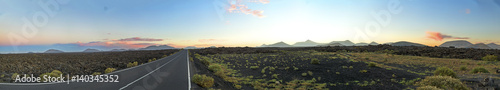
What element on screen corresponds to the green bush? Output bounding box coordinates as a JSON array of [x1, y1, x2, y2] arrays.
[[482, 55, 498, 61], [234, 84, 242, 89], [272, 74, 279, 78], [368, 62, 377, 67], [416, 86, 443, 90], [415, 76, 468, 90], [51, 70, 62, 75], [127, 61, 138, 68], [302, 73, 307, 77], [92, 72, 102, 75], [433, 67, 457, 78], [192, 74, 214, 88], [470, 67, 489, 73], [311, 58, 320, 64], [308, 71, 313, 76], [208, 64, 222, 72], [200, 58, 211, 65], [250, 66, 259, 70], [359, 70, 368, 73], [459, 66, 467, 71], [105, 68, 116, 73], [11, 73, 19, 80]]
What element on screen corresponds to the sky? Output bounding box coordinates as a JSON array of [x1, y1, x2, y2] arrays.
[[0, 0, 499, 53]]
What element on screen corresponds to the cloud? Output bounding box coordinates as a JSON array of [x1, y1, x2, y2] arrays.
[[75, 41, 157, 48], [465, 9, 471, 14], [74, 37, 165, 48], [114, 37, 163, 41], [226, 0, 267, 18], [426, 31, 469, 41], [259, 0, 270, 4], [198, 39, 226, 42]]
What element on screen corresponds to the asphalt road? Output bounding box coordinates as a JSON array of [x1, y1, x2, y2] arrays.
[[0, 50, 193, 90]]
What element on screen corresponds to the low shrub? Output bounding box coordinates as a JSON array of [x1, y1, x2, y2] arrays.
[[416, 86, 443, 90], [433, 67, 457, 78], [311, 58, 320, 64], [192, 74, 214, 88], [92, 72, 102, 75], [11, 73, 19, 80], [272, 74, 279, 78], [250, 66, 259, 70], [200, 58, 211, 65], [470, 67, 489, 73], [208, 64, 222, 72], [234, 84, 242, 89], [368, 62, 377, 67], [415, 76, 468, 90], [459, 66, 467, 71], [359, 70, 368, 73], [105, 68, 116, 73], [308, 71, 313, 76], [127, 61, 138, 68], [482, 55, 498, 61]]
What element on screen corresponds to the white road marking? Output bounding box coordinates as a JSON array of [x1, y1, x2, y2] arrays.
[[187, 50, 191, 90]]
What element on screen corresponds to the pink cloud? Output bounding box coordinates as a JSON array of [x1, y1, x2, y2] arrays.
[[114, 37, 163, 42], [259, 0, 270, 4], [465, 9, 471, 14], [76, 41, 157, 48], [75, 37, 165, 48], [226, 0, 267, 18], [426, 31, 469, 41]]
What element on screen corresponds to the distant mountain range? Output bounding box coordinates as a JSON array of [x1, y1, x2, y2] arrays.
[[44, 49, 64, 53], [83, 48, 100, 52], [292, 40, 323, 46], [439, 40, 500, 49], [260, 40, 500, 49], [390, 41, 427, 47], [262, 41, 293, 47], [138, 45, 176, 50], [262, 40, 385, 47], [439, 40, 473, 48]]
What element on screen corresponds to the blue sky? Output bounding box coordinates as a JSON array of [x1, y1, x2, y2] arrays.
[[0, 0, 499, 53]]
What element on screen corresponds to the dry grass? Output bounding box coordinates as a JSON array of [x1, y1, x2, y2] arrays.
[[348, 52, 500, 75]]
